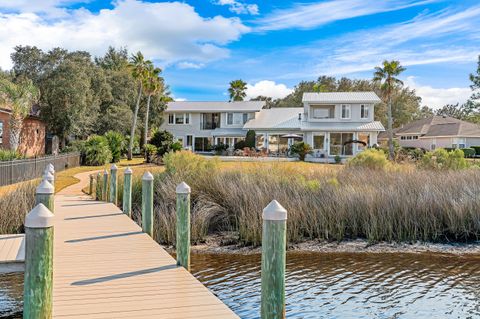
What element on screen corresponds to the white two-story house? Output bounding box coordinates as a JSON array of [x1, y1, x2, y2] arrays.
[[161, 92, 385, 158]]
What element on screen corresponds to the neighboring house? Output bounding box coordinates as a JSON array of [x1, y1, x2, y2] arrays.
[[160, 92, 385, 158], [0, 105, 46, 156], [380, 115, 480, 150]]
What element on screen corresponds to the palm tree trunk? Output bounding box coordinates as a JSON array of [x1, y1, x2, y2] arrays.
[[128, 82, 142, 160], [143, 94, 151, 150], [9, 116, 22, 152], [387, 92, 394, 160]]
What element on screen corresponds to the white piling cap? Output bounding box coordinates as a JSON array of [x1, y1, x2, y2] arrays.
[[103, 169, 108, 175], [48, 163, 55, 173], [263, 200, 288, 221], [25, 203, 54, 228], [43, 171, 54, 180], [142, 171, 154, 181], [176, 182, 191, 194], [124, 167, 133, 175], [36, 179, 54, 194], [111, 164, 118, 171]]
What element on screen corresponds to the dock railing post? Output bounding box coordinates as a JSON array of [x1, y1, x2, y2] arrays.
[[109, 164, 118, 205], [123, 167, 133, 217], [89, 174, 94, 195], [261, 200, 287, 319], [43, 169, 54, 187], [142, 171, 154, 237], [102, 169, 109, 202], [176, 182, 191, 270], [96, 172, 102, 201], [23, 203, 54, 319], [35, 179, 55, 214]]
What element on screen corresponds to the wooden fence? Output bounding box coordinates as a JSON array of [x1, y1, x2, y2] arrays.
[[0, 152, 80, 187]]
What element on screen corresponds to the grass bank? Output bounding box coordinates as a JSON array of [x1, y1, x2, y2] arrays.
[[124, 151, 480, 247]]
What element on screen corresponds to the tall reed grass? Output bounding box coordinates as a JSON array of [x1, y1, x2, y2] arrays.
[[121, 151, 480, 246], [0, 181, 36, 234]]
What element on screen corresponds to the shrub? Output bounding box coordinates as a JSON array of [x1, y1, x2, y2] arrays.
[[212, 143, 228, 155], [234, 140, 246, 150], [84, 135, 112, 166], [104, 131, 124, 163], [170, 142, 183, 152], [461, 148, 475, 158], [471, 146, 480, 156], [150, 130, 175, 156], [289, 142, 312, 161], [163, 150, 219, 179], [245, 130, 256, 148], [348, 149, 388, 170], [144, 144, 157, 163], [0, 149, 22, 161], [420, 148, 468, 170], [334, 155, 342, 164]]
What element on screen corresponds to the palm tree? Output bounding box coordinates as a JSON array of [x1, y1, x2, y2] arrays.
[[228, 79, 247, 101], [373, 60, 406, 160], [127, 52, 149, 160], [142, 62, 163, 149], [0, 78, 38, 151]]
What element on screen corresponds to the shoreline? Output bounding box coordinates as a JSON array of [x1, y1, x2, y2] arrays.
[[162, 233, 480, 256]]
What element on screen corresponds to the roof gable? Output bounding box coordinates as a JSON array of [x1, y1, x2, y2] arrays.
[[302, 92, 381, 104]]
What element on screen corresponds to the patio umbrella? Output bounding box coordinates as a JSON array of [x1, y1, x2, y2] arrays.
[[281, 134, 303, 139]]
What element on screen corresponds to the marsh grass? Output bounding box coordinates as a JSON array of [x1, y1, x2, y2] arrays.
[[0, 180, 36, 234], [124, 152, 480, 246]]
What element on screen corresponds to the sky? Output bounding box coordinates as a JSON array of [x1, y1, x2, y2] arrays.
[[0, 0, 479, 108]]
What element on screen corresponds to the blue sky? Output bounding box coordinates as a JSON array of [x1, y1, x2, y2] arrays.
[[0, 0, 479, 107]]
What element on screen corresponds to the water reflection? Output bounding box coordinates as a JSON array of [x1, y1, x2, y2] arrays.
[[0, 273, 22, 319], [191, 252, 480, 319]]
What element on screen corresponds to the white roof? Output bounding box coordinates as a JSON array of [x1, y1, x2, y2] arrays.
[[302, 92, 381, 103], [166, 101, 265, 112], [301, 121, 385, 131], [243, 108, 302, 130]]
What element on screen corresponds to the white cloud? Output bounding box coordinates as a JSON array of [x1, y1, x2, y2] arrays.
[[177, 61, 205, 69], [213, 0, 259, 15], [405, 76, 471, 108], [246, 80, 292, 99], [255, 0, 435, 31], [0, 0, 249, 69]]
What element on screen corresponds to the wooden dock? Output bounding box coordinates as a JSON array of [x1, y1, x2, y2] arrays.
[[49, 171, 239, 318]]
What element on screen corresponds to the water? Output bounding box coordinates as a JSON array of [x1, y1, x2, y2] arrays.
[[2, 252, 480, 318]]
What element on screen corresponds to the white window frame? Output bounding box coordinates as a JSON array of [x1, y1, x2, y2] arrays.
[[341, 104, 351, 119], [360, 104, 369, 119], [169, 113, 190, 125], [243, 113, 248, 124], [168, 114, 174, 124], [452, 137, 466, 149], [312, 133, 325, 150], [227, 113, 234, 125]]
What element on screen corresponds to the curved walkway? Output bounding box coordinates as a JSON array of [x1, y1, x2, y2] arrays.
[[53, 170, 239, 318]]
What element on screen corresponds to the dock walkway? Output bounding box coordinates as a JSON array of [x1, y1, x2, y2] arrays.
[[52, 171, 239, 318]]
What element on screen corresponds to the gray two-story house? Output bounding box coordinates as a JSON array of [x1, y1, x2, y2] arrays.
[[161, 92, 385, 158]]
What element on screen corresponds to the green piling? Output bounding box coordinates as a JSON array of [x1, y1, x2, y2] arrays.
[[102, 169, 109, 202], [109, 164, 118, 205], [23, 203, 54, 319], [89, 174, 94, 195], [123, 167, 133, 217], [95, 172, 102, 201], [176, 182, 191, 270], [261, 200, 287, 319], [142, 171, 154, 237], [35, 179, 54, 214]]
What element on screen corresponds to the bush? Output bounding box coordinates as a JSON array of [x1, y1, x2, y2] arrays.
[[471, 146, 480, 156], [289, 142, 313, 161], [461, 148, 475, 158], [171, 142, 183, 152], [150, 130, 175, 156], [163, 150, 219, 179], [245, 130, 256, 148], [144, 144, 157, 163], [234, 140, 246, 150], [348, 149, 388, 170], [212, 143, 228, 155], [334, 155, 342, 164], [0, 149, 22, 161], [84, 135, 112, 166], [419, 148, 468, 170], [104, 131, 125, 163]]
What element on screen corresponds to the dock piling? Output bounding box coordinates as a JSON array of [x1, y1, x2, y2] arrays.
[[261, 200, 287, 319], [109, 164, 118, 205], [176, 182, 191, 270], [95, 172, 102, 201], [43, 170, 54, 186], [23, 203, 54, 319], [142, 171, 154, 237], [35, 179, 55, 213], [123, 167, 133, 217], [102, 169, 109, 202], [89, 174, 94, 195]]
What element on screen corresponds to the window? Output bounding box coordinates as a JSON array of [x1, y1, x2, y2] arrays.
[[313, 135, 325, 150], [341, 105, 351, 119], [185, 113, 190, 124], [256, 135, 265, 149], [175, 114, 184, 124], [0, 120, 3, 144], [201, 113, 221, 130], [452, 137, 466, 149], [311, 105, 335, 119], [194, 137, 213, 152], [360, 105, 369, 119], [168, 114, 174, 124], [330, 133, 354, 155], [227, 113, 233, 125], [243, 113, 248, 124], [186, 135, 193, 147], [357, 133, 370, 151]]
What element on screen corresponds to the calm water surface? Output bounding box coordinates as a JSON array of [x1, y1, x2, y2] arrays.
[[1, 252, 480, 318]]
